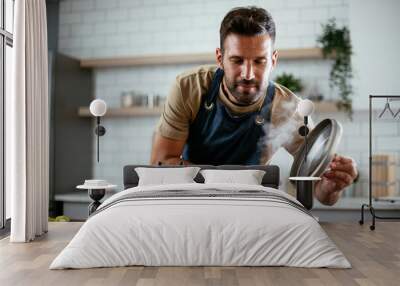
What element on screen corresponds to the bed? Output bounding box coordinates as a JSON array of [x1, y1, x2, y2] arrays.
[[50, 165, 350, 269]]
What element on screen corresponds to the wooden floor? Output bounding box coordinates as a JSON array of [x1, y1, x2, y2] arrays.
[[0, 222, 399, 286]]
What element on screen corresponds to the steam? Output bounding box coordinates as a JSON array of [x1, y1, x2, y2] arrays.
[[263, 99, 302, 153]]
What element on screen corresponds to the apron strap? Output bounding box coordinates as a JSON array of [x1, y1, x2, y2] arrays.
[[259, 81, 276, 121], [204, 68, 224, 110]]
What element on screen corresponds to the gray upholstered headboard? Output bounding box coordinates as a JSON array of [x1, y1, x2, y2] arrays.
[[123, 165, 280, 189]]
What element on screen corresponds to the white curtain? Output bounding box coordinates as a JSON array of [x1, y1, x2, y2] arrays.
[[9, 0, 49, 242]]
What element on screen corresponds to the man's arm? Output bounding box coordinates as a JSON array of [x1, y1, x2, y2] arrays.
[[150, 133, 189, 165], [150, 73, 193, 165]]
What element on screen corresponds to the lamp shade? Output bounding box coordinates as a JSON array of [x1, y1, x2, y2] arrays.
[[297, 99, 314, 117], [89, 99, 107, 117]]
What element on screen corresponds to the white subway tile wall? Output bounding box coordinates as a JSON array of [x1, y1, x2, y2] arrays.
[[58, 0, 399, 198]]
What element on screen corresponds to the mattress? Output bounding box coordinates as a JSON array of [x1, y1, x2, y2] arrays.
[[50, 183, 350, 269]]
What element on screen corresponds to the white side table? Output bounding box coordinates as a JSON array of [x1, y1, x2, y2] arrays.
[[76, 183, 117, 215]]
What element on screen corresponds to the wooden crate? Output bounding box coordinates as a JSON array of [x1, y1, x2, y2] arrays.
[[371, 154, 397, 197]]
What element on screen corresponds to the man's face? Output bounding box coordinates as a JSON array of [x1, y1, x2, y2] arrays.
[[216, 33, 278, 105]]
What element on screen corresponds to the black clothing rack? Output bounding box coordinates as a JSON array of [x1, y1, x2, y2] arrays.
[[359, 95, 400, 230]]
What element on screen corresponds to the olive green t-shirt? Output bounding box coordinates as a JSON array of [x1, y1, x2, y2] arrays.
[[156, 65, 313, 164]]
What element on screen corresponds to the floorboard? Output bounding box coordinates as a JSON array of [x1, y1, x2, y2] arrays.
[[0, 222, 399, 286]]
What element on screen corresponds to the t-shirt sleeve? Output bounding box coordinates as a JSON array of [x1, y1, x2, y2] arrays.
[[156, 78, 191, 141]]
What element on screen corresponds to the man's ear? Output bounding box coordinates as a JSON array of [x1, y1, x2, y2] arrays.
[[271, 50, 278, 69], [216, 48, 223, 69]]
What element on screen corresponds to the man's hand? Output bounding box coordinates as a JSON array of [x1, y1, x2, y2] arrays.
[[315, 154, 358, 205]]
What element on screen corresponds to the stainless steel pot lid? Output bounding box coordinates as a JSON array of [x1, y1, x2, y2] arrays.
[[290, 118, 342, 178]]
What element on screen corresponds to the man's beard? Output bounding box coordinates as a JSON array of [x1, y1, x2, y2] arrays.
[[224, 77, 267, 105]]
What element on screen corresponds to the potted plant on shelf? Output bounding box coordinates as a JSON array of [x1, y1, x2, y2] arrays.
[[274, 73, 304, 94], [317, 18, 353, 119]]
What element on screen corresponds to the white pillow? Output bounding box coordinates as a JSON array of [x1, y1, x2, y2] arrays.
[[200, 169, 266, 185], [135, 167, 201, 186]]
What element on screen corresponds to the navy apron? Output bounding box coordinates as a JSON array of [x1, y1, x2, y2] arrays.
[[182, 68, 275, 165]]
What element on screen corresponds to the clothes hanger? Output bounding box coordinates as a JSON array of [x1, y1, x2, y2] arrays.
[[394, 108, 400, 118], [378, 98, 395, 118]]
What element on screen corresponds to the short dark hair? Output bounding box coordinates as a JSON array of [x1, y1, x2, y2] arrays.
[[219, 6, 276, 52]]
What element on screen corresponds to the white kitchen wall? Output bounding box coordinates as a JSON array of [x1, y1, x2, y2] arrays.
[[350, 0, 400, 111], [57, 0, 400, 198]]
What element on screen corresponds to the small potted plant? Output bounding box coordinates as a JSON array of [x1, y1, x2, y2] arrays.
[[274, 72, 304, 93]]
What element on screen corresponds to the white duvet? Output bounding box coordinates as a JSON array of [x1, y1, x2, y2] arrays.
[[50, 183, 351, 269]]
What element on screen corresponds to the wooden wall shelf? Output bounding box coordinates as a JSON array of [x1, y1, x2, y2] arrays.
[[314, 101, 338, 113], [78, 106, 164, 117], [278, 47, 324, 60], [80, 48, 324, 68], [78, 101, 337, 118]]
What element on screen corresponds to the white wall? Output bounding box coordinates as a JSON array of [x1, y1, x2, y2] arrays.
[[59, 0, 349, 57], [350, 0, 400, 110], [56, 0, 400, 198]]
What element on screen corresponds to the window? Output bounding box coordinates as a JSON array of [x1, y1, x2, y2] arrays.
[[1, 0, 14, 231]]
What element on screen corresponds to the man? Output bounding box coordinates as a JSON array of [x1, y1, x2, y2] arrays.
[[151, 6, 358, 206]]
